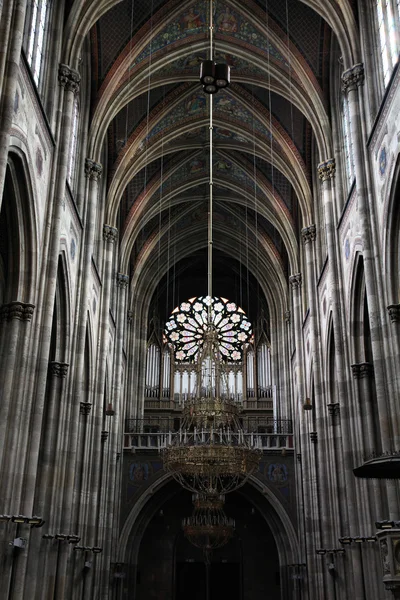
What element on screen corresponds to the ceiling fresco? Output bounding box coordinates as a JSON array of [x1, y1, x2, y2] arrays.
[[88, 0, 343, 321]]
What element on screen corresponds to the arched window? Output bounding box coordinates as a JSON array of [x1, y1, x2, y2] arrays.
[[376, 0, 399, 87], [67, 98, 79, 188], [343, 95, 355, 188], [26, 0, 50, 86]]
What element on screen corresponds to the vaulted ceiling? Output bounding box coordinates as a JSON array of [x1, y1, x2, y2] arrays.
[[80, 0, 359, 323]]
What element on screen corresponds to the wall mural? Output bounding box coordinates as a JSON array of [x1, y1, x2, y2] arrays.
[[129, 2, 288, 71]]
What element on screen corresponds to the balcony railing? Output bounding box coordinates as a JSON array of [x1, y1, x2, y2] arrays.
[[125, 417, 293, 435], [123, 431, 294, 451]]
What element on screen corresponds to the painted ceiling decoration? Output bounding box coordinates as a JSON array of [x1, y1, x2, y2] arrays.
[[76, 0, 357, 315]]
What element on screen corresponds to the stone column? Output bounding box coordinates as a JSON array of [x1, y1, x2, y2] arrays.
[[343, 64, 396, 449], [289, 274, 323, 599], [0, 0, 28, 207], [318, 158, 374, 598], [302, 224, 342, 592], [94, 272, 129, 600]]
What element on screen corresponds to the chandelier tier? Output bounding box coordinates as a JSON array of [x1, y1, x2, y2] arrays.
[[182, 494, 235, 562], [160, 0, 261, 498]]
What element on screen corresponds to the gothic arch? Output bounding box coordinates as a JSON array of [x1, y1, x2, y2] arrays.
[[383, 152, 400, 304], [0, 150, 38, 305]]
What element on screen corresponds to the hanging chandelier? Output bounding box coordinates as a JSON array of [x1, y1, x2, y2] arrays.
[[160, 0, 261, 498], [182, 494, 235, 563]]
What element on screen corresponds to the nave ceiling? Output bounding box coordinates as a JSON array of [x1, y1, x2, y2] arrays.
[[75, 0, 358, 321]]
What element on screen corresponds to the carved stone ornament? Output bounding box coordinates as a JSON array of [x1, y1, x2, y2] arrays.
[[284, 310, 291, 324], [116, 273, 129, 288], [327, 403, 340, 417], [351, 362, 374, 379], [49, 362, 69, 378], [301, 225, 316, 245], [310, 431, 318, 443], [388, 304, 400, 323], [127, 310, 134, 323], [289, 274, 302, 289], [342, 63, 365, 94], [318, 159, 336, 182], [80, 402, 92, 416], [85, 158, 102, 181], [376, 530, 400, 595], [0, 301, 35, 322], [58, 64, 80, 94], [103, 225, 118, 243], [101, 430, 109, 442]]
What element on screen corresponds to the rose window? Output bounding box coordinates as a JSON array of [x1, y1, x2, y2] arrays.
[[165, 296, 252, 361]]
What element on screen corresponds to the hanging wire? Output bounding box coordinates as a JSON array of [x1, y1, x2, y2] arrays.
[[208, 0, 214, 323], [124, 0, 135, 151]]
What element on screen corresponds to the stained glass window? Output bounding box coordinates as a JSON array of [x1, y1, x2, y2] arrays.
[[165, 296, 252, 362]]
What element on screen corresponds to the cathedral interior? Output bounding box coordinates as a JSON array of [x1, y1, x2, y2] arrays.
[[1, 0, 400, 598]]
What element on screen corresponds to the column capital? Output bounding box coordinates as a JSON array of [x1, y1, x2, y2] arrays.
[[0, 301, 35, 322], [301, 225, 316, 245], [49, 361, 69, 378], [317, 158, 336, 182], [103, 225, 118, 243], [85, 159, 102, 181], [80, 402, 92, 415], [387, 304, 400, 323], [116, 273, 129, 288], [289, 273, 302, 289], [351, 362, 374, 379], [342, 63, 364, 94], [58, 64, 80, 94]]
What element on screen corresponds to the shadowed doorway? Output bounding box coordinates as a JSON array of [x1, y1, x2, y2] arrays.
[[134, 487, 281, 600]]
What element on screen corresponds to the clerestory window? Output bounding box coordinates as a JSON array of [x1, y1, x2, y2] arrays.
[[343, 95, 355, 188], [67, 97, 79, 188], [376, 0, 400, 87], [26, 0, 50, 86]]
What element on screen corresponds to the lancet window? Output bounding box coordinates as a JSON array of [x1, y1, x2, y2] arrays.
[[67, 98, 79, 188], [376, 0, 400, 86], [343, 96, 355, 188], [26, 0, 50, 86]]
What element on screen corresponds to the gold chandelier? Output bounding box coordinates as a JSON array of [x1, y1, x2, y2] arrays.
[[160, 0, 261, 499], [182, 495, 235, 563]]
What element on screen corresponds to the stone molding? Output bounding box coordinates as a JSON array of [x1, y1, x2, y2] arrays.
[[49, 362, 69, 378], [301, 225, 316, 245], [387, 304, 400, 323], [58, 64, 80, 94], [318, 158, 336, 181], [327, 402, 340, 417], [116, 273, 129, 288], [103, 225, 118, 243], [289, 274, 302, 289], [351, 362, 374, 379], [80, 402, 92, 415], [0, 301, 35, 322], [85, 158, 102, 181], [342, 63, 365, 94]]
